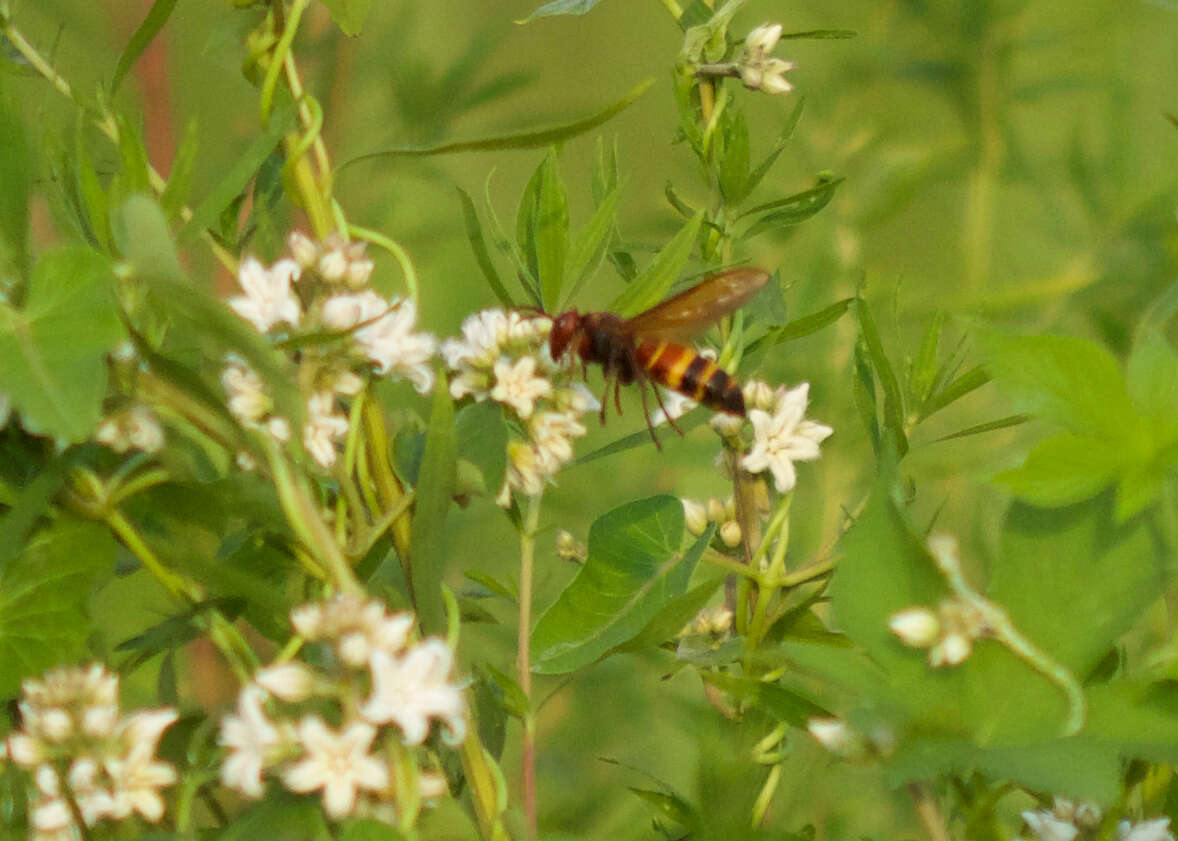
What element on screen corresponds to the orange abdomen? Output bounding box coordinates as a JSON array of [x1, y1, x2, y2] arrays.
[[634, 340, 745, 415]]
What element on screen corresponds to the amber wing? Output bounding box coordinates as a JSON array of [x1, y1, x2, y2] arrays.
[[623, 267, 770, 340]]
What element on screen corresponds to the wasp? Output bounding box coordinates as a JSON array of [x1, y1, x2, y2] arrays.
[[548, 267, 770, 442]]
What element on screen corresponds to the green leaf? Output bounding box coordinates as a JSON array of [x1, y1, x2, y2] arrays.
[[340, 78, 655, 166], [179, 104, 296, 243], [408, 376, 456, 633], [919, 365, 989, 421], [700, 671, 828, 726], [607, 541, 718, 656], [716, 108, 751, 205], [455, 401, 506, 497], [482, 172, 541, 307], [1086, 681, 1178, 765], [779, 28, 857, 39], [74, 118, 111, 251], [517, 0, 603, 23], [933, 414, 1026, 442], [907, 311, 944, 409], [531, 495, 696, 674], [740, 98, 805, 202], [741, 177, 842, 238], [0, 247, 123, 441], [856, 298, 907, 457], [516, 149, 569, 310], [320, 0, 374, 36], [0, 519, 116, 697], [885, 737, 1120, 804], [221, 796, 331, 841], [338, 819, 408, 841], [0, 76, 31, 281], [991, 495, 1162, 676], [563, 183, 621, 307], [1127, 329, 1178, 441], [629, 787, 699, 831], [609, 211, 704, 318], [980, 330, 1138, 440], [457, 187, 514, 308], [994, 435, 1124, 507], [111, 0, 179, 94], [0, 447, 86, 576], [760, 297, 853, 346], [160, 119, 199, 222]]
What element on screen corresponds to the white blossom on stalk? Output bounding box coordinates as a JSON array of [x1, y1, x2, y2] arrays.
[[103, 710, 179, 821], [282, 716, 388, 819], [219, 685, 286, 799], [741, 383, 832, 493], [1022, 809, 1081, 841], [290, 595, 414, 668], [740, 23, 796, 95], [361, 640, 467, 746], [227, 257, 302, 333], [888, 607, 941, 648], [490, 356, 552, 419], [222, 361, 271, 424], [303, 392, 349, 469], [255, 663, 315, 702]]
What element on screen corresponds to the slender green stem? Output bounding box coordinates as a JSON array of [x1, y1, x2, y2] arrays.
[[658, 0, 685, 21], [348, 222, 420, 304], [517, 492, 543, 841], [105, 508, 202, 603]]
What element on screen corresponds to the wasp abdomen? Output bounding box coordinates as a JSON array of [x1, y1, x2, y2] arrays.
[[635, 340, 745, 416]]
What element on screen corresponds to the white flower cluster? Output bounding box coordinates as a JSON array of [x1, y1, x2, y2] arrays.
[[95, 405, 165, 454], [740, 23, 796, 95], [219, 595, 465, 821], [6, 664, 178, 840], [1019, 797, 1173, 841], [442, 309, 598, 504], [221, 232, 437, 470]]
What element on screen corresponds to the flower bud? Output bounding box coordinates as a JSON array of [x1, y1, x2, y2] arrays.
[[556, 529, 586, 562], [255, 663, 314, 702], [807, 718, 854, 754], [719, 520, 742, 548], [929, 633, 971, 667], [888, 607, 940, 648], [318, 249, 348, 283], [682, 499, 709, 536], [746, 22, 783, 56], [288, 231, 319, 268], [706, 497, 726, 524]]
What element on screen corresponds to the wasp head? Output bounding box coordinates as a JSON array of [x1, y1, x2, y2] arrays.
[[549, 310, 582, 360]]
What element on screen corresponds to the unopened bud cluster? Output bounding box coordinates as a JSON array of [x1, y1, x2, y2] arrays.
[[888, 597, 990, 668], [6, 664, 178, 838], [219, 595, 465, 822], [95, 405, 165, 454], [441, 309, 598, 504], [221, 231, 436, 471], [681, 492, 766, 550]]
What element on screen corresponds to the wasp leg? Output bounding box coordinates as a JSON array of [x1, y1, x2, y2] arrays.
[[649, 383, 684, 437], [613, 379, 624, 416], [599, 380, 610, 424], [637, 381, 664, 450]]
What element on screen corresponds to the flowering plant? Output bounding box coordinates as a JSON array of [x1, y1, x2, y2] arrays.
[[1, 1, 1178, 840]]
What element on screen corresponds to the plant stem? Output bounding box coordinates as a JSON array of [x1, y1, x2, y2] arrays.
[[909, 783, 952, 841], [517, 491, 543, 841]]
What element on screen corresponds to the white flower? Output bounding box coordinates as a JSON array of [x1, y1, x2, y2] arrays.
[[227, 257, 302, 332], [501, 440, 545, 501], [928, 632, 973, 667], [746, 22, 783, 55], [288, 230, 319, 268], [361, 640, 467, 746], [290, 596, 415, 666], [741, 22, 796, 95], [741, 383, 832, 493], [442, 310, 510, 370], [255, 663, 314, 702], [282, 717, 389, 819], [220, 685, 285, 799], [1118, 818, 1175, 841], [322, 290, 387, 331], [303, 392, 349, 469], [222, 362, 271, 423], [806, 718, 856, 754], [1023, 809, 1080, 841], [682, 499, 708, 536], [888, 607, 941, 648], [352, 299, 436, 394], [530, 410, 585, 471], [491, 356, 552, 419]]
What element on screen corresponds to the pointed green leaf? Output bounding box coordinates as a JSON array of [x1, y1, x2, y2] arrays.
[[457, 187, 513, 308], [563, 183, 620, 306], [455, 401, 506, 497], [320, 0, 374, 35], [610, 211, 703, 318], [340, 78, 655, 165], [716, 108, 751, 205], [517, 0, 602, 23], [740, 177, 842, 237], [0, 519, 116, 696], [516, 149, 569, 309], [531, 495, 697, 674], [856, 298, 907, 456], [111, 0, 180, 93], [0, 247, 122, 441], [408, 376, 456, 633], [179, 104, 296, 243], [160, 119, 199, 222], [1127, 329, 1178, 440]]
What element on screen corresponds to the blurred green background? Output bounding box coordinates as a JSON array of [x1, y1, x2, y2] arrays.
[[8, 0, 1178, 837]]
